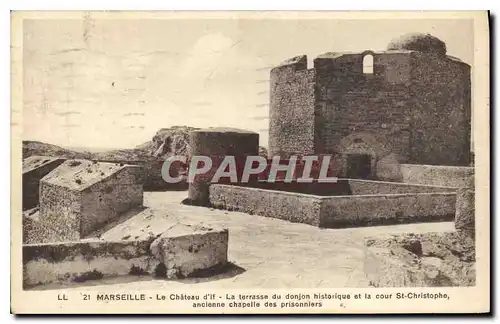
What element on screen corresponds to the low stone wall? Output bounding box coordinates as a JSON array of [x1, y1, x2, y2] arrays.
[[455, 188, 475, 238], [22, 156, 66, 210], [23, 222, 230, 288], [209, 185, 323, 226], [348, 179, 456, 195], [232, 180, 352, 196], [226, 179, 454, 197], [23, 239, 159, 287], [396, 164, 474, 188], [319, 192, 456, 228], [209, 184, 456, 228]]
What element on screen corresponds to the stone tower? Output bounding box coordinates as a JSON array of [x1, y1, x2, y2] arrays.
[[269, 33, 471, 178]]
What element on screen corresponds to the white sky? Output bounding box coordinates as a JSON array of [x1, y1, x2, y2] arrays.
[[22, 17, 474, 149]]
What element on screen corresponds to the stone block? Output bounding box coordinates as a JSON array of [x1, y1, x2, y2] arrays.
[[188, 128, 259, 205], [455, 188, 475, 237], [150, 223, 228, 279], [34, 160, 144, 243], [22, 156, 66, 210]]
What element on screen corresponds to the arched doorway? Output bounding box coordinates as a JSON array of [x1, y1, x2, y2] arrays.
[[346, 153, 372, 179], [336, 132, 392, 179]]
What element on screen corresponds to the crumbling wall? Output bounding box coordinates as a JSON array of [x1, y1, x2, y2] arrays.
[[269, 55, 316, 158], [409, 53, 471, 166]]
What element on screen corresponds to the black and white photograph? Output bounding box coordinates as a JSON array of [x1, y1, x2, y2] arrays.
[[10, 11, 490, 314]]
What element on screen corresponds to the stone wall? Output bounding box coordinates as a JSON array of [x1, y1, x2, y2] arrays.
[[33, 161, 144, 243], [319, 192, 456, 228], [269, 47, 471, 169], [80, 167, 144, 236], [269, 55, 316, 158], [188, 128, 259, 205], [398, 164, 474, 188], [314, 52, 412, 166], [38, 181, 83, 242], [409, 53, 471, 166], [23, 220, 230, 287], [209, 184, 323, 226], [348, 179, 456, 195], [455, 188, 475, 237], [209, 184, 456, 228], [228, 179, 454, 196], [231, 180, 352, 196], [23, 239, 158, 287]]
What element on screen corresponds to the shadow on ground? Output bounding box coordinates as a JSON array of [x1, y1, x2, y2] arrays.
[[171, 262, 246, 284]]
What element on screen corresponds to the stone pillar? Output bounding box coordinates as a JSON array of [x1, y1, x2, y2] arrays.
[[455, 188, 475, 238], [188, 128, 259, 205]]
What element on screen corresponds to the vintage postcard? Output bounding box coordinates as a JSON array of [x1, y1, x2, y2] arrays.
[[11, 11, 490, 314]]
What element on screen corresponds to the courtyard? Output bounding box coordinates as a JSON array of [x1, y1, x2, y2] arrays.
[[29, 190, 455, 291]]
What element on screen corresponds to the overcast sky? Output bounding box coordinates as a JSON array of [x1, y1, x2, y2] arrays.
[[22, 16, 474, 149]]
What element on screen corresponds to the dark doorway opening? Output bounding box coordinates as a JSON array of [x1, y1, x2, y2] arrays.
[[346, 154, 372, 179]]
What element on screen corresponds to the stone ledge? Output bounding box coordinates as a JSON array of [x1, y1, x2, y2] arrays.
[[150, 224, 229, 279], [364, 232, 475, 287], [23, 238, 159, 287], [23, 222, 230, 287]]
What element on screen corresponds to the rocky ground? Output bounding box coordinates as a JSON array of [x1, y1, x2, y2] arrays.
[[364, 232, 475, 287]]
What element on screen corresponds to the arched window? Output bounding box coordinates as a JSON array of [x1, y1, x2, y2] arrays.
[[363, 54, 374, 74]]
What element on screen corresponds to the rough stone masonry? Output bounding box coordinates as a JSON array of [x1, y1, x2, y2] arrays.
[[188, 127, 259, 205], [31, 160, 144, 243], [269, 33, 471, 177]]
